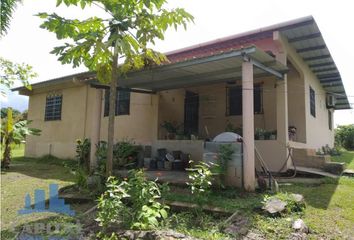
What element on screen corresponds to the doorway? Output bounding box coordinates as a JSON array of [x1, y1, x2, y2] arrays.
[[184, 91, 199, 136]]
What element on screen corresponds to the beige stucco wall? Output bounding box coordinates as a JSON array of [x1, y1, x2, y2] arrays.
[[287, 63, 307, 143], [25, 84, 159, 159], [25, 84, 89, 158], [281, 34, 334, 149], [157, 78, 278, 140], [99, 93, 159, 146]]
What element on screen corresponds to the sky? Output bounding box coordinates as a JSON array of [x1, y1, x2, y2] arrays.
[[0, 0, 353, 126]]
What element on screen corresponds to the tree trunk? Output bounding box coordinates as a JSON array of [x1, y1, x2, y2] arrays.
[[106, 53, 118, 177], [1, 137, 11, 169]]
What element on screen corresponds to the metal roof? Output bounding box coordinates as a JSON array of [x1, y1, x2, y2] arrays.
[[117, 45, 287, 91], [277, 17, 350, 109], [12, 71, 95, 93], [13, 16, 350, 109]]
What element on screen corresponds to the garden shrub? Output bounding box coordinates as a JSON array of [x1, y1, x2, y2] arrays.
[[113, 138, 141, 168], [96, 177, 130, 230], [75, 168, 88, 190], [95, 141, 108, 175], [263, 192, 305, 214], [186, 161, 218, 206], [95, 139, 142, 172], [75, 138, 91, 170], [96, 170, 169, 238]]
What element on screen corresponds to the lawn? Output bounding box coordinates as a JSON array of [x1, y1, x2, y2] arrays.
[[1, 147, 353, 239], [0, 145, 93, 239], [331, 150, 354, 170]]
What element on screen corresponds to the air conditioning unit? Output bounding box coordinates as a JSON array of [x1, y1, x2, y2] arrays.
[[326, 94, 336, 108]]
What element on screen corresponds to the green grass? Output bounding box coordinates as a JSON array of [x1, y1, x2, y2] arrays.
[[331, 150, 354, 170], [11, 144, 25, 158], [1, 147, 353, 240], [0, 147, 92, 239], [278, 177, 354, 240], [165, 177, 354, 240]]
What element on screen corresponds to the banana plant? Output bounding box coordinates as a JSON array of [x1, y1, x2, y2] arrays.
[[1, 108, 41, 168]]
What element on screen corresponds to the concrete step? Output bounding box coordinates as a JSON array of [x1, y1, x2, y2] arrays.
[[323, 162, 346, 175]]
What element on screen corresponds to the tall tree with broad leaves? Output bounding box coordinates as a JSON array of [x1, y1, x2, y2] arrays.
[[37, 0, 193, 176], [0, 0, 19, 37]]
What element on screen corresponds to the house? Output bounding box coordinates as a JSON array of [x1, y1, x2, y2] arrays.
[[14, 16, 351, 190]]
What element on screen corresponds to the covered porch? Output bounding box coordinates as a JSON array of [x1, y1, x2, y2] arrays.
[[124, 45, 287, 191], [94, 44, 288, 191]]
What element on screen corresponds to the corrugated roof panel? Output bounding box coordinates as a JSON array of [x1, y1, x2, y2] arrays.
[[280, 20, 350, 109]]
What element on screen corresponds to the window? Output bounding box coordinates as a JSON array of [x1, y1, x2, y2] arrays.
[[45, 95, 62, 121], [328, 110, 332, 130], [104, 89, 130, 116], [227, 84, 263, 115], [310, 87, 316, 117]]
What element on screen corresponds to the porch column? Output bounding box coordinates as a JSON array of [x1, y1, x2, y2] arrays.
[[242, 60, 255, 191], [275, 52, 288, 143], [89, 89, 103, 171], [274, 31, 289, 169]]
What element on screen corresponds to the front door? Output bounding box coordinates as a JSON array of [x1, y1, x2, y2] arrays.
[[184, 91, 199, 136]]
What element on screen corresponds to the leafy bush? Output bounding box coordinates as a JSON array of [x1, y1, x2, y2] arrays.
[[96, 177, 130, 230], [113, 139, 141, 168], [75, 138, 90, 170], [75, 168, 88, 190], [95, 141, 108, 175], [335, 124, 354, 150], [186, 161, 218, 205], [263, 192, 305, 214], [126, 170, 169, 229], [96, 170, 169, 236], [95, 139, 141, 172], [217, 144, 234, 174]]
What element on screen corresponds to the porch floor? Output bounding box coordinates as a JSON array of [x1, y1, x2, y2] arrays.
[[115, 170, 189, 185]]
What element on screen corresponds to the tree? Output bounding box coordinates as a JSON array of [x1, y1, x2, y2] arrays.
[[335, 124, 354, 150], [38, 0, 193, 176], [0, 57, 37, 89], [1, 107, 21, 119], [0, 0, 19, 36], [1, 108, 41, 168]]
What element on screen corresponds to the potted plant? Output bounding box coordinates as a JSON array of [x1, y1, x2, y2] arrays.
[[255, 128, 266, 140], [269, 130, 277, 140], [264, 130, 271, 140], [160, 121, 181, 140]]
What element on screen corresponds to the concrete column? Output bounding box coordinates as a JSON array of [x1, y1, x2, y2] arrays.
[[242, 61, 255, 191], [275, 52, 288, 144], [274, 48, 289, 170], [89, 89, 103, 171]]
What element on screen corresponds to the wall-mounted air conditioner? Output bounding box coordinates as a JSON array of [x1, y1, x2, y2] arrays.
[[326, 94, 336, 109]]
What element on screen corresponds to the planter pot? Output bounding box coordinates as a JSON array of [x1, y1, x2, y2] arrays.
[[149, 159, 157, 170], [270, 135, 276, 140], [157, 161, 165, 170], [259, 136, 265, 140], [167, 133, 176, 140], [164, 161, 172, 170], [144, 158, 151, 169], [172, 160, 183, 171]]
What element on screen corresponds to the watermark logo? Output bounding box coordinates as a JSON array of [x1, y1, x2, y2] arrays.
[[18, 184, 75, 216]]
